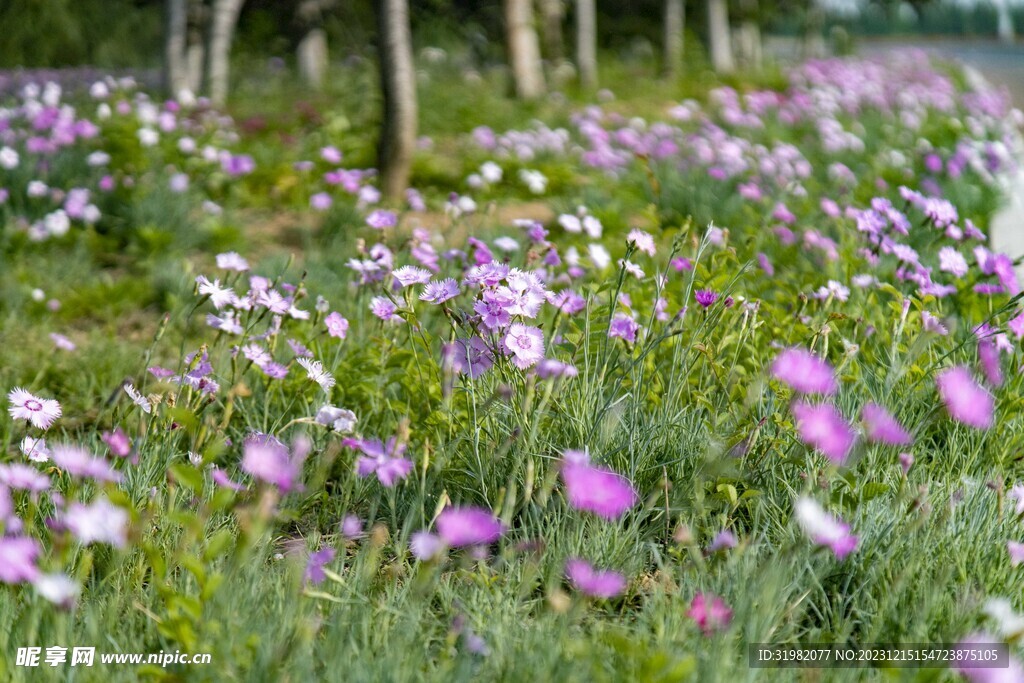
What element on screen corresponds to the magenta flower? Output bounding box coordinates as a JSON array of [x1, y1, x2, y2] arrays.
[[420, 279, 460, 304], [686, 593, 733, 635], [435, 507, 504, 547], [770, 348, 838, 395], [0, 464, 50, 493], [794, 497, 858, 559], [936, 367, 994, 430], [0, 536, 41, 583], [66, 497, 129, 548], [325, 312, 349, 339], [503, 324, 545, 369], [565, 558, 627, 598], [561, 457, 638, 520], [7, 388, 61, 430], [101, 428, 132, 458], [861, 403, 912, 446], [694, 289, 718, 308], [304, 547, 335, 585], [211, 467, 245, 491], [791, 401, 856, 464]]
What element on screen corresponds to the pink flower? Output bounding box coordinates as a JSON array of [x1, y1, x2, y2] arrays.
[[325, 312, 349, 339], [707, 530, 738, 553], [340, 515, 363, 540], [66, 498, 129, 548], [216, 251, 249, 272], [444, 338, 494, 379], [978, 341, 1003, 387], [503, 324, 545, 369], [366, 209, 397, 230], [954, 632, 1024, 682], [0, 536, 41, 583], [392, 265, 431, 287], [565, 558, 627, 598], [435, 507, 504, 547], [101, 428, 132, 458], [936, 367, 994, 430], [355, 438, 413, 487], [241, 434, 304, 492], [410, 531, 445, 560], [608, 314, 640, 342], [771, 348, 838, 395], [51, 444, 123, 483], [861, 403, 912, 446], [0, 464, 50, 492], [626, 229, 656, 256], [1009, 541, 1024, 567], [791, 401, 856, 464], [7, 387, 61, 430], [561, 457, 638, 520], [686, 593, 732, 635], [794, 497, 858, 559]]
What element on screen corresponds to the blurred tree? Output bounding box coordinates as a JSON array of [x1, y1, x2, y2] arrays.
[[185, 0, 207, 93], [296, 0, 337, 89], [504, 0, 546, 98], [377, 0, 418, 199], [735, 0, 762, 68], [707, 0, 734, 73], [206, 0, 246, 105], [662, 0, 684, 79], [537, 0, 565, 62], [164, 0, 189, 95], [994, 0, 1015, 42], [576, 0, 597, 88]]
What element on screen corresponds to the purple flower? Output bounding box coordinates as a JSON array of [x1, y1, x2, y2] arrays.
[[535, 359, 578, 379], [370, 297, 400, 322], [791, 401, 856, 465], [794, 497, 858, 559], [355, 438, 413, 487], [7, 388, 61, 430], [310, 192, 332, 211], [771, 348, 838, 395], [1009, 542, 1024, 567], [366, 209, 397, 230], [435, 507, 504, 547], [694, 290, 718, 308], [861, 403, 912, 446], [686, 593, 733, 635], [565, 558, 627, 598], [503, 324, 545, 369], [304, 547, 335, 585], [978, 341, 1003, 387], [474, 290, 513, 329], [0, 464, 50, 493], [443, 338, 494, 379], [561, 457, 638, 520], [325, 312, 349, 339], [341, 515, 364, 540], [608, 313, 640, 343], [707, 530, 738, 553], [392, 265, 432, 287], [51, 445, 123, 483], [936, 367, 993, 430], [0, 536, 41, 583], [420, 278, 460, 304]]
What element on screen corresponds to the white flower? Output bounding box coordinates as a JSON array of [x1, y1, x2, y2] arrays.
[[588, 243, 611, 270], [44, 210, 70, 237], [66, 498, 128, 547], [0, 147, 19, 170], [984, 598, 1024, 639], [124, 383, 152, 414], [195, 275, 236, 309], [315, 405, 357, 432], [34, 573, 80, 608], [297, 358, 336, 392], [20, 437, 51, 463], [27, 180, 48, 197], [138, 128, 159, 147], [87, 151, 110, 166], [480, 161, 503, 184]]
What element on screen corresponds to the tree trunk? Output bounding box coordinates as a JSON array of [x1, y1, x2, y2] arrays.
[[296, 0, 333, 90], [505, 0, 546, 99], [164, 0, 188, 97], [575, 0, 597, 89], [185, 0, 206, 95], [707, 0, 734, 74], [537, 0, 564, 62], [662, 0, 684, 79], [205, 0, 245, 106], [995, 0, 1016, 43], [736, 0, 761, 69], [376, 0, 418, 201]]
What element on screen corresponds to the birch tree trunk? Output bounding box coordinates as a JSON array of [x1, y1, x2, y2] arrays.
[[296, 0, 334, 90], [376, 0, 418, 201], [205, 0, 245, 106], [736, 0, 762, 69], [995, 0, 1016, 44], [505, 0, 546, 99], [164, 0, 188, 97], [707, 0, 734, 74], [575, 0, 597, 89], [663, 0, 684, 79], [537, 0, 564, 62], [185, 0, 206, 95]]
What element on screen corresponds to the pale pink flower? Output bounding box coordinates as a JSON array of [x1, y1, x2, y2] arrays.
[[7, 388, 61, 430], [503, 324, 545, 369], [565, 558, 627, 598], [794, 497, 858, 559], [66, 498, 129, 548], [325, 312, 349, 339]]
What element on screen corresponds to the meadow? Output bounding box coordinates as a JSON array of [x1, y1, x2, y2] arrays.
[[1, 50, 1024, 681]]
